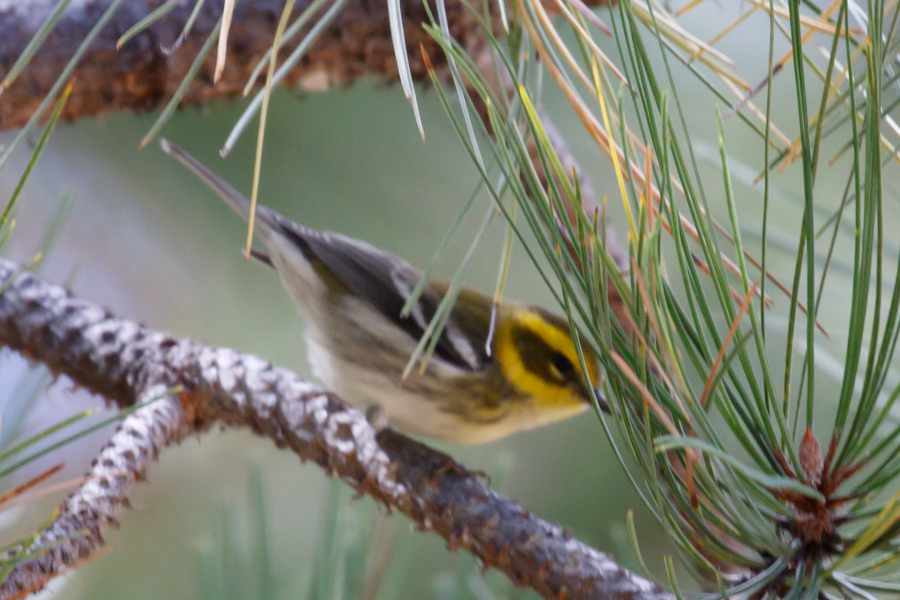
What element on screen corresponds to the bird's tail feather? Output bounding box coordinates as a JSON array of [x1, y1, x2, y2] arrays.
[[160, 139, 281, 237]]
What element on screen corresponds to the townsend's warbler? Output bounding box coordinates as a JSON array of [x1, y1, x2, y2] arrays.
[[162, 140, 603, 444]]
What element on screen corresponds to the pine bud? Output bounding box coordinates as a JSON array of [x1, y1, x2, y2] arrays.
[[800, 427, 823, 487]]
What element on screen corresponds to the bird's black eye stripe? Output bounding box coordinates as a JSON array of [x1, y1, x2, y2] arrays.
[[550, 352, 574, 377]]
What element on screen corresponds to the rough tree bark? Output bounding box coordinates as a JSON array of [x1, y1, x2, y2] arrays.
[[0, 0, 495, 130]]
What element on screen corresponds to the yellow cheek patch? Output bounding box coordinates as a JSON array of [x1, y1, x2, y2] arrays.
[[497, 340, 579, 407], [497, 308, 595, 408]]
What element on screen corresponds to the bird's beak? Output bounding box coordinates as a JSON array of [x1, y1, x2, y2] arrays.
[[573, 379, 608, 413], [592, 387, 609, 413]]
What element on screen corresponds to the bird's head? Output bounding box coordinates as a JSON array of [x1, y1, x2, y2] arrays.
[[495, 306, 604, 416]]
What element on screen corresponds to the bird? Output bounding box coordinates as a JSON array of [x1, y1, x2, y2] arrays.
[[161, 139, 604, 444]]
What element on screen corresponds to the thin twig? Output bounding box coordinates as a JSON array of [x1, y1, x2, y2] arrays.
[[1, 396, 186, 598]]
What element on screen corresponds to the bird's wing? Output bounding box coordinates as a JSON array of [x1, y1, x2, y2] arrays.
[[279, 224, 492, 372], [161, 139, 492, 371]]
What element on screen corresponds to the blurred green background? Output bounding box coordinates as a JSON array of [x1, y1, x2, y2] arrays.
[[0, 3, 887, 596]]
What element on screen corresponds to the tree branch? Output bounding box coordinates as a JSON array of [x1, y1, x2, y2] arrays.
[[0, 0, 615, 131], [0, 259, 668, 600], [2, 395, 187, 599], [0, 0, 487, 130]]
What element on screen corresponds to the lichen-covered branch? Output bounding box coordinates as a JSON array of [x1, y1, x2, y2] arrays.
[[0, 259, 668, 600], [2, 395, 187, 598]]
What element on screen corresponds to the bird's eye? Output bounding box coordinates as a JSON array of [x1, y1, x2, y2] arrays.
[[550, 352, 574, 377]]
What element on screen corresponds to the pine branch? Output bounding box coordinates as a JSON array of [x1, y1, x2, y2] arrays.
[[0, 0, 486, 130], [0, 0, 610, 131], [0, 258, 669, 600], [1, 395, 187, 599]]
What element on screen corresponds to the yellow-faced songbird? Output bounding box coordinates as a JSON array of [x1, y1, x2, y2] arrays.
[[162, 140, 603, 444]]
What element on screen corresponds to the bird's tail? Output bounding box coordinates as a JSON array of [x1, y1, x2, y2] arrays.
[[160, 139, 281, 239]]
